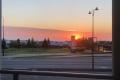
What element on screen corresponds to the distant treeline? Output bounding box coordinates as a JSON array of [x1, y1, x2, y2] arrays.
[[2, 38, 65, 49], [2, 38, 112, 51]]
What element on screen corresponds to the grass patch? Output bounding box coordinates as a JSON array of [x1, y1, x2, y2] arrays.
[[4, 48, 70, 56]]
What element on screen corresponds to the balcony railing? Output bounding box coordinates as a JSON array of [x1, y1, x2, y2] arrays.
[[0, 69, 113, 80]]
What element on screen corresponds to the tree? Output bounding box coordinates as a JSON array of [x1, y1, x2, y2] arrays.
[[26, 38, 31, 48], [31, 38, 36, 48], [42, 38, 48, 48], [17, 38, 21, 48], [47, 38, 50, 47], [76, 38, 92, 50], [26, 38, 37, 48], [9, 39, 21, 48], [9, 40, 17, 48], [2, 39, 7, 49]]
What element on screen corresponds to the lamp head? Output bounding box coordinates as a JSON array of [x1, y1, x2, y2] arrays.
[[95, 7, 99, 10], [88, 11, 92, 14]]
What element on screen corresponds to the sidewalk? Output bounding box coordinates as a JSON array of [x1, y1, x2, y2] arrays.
[[3, 53, 112, 58], [3, 53, 69, 58]]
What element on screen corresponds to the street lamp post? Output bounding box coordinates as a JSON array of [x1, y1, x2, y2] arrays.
[[88, 7, 99, 71], [2, 17, 5, 56]]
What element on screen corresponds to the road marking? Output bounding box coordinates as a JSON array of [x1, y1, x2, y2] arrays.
[[99, 66, 109, 69]]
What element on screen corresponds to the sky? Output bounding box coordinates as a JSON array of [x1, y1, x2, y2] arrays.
[[3, 27, 111, 41], [2, 0, 112, 41]]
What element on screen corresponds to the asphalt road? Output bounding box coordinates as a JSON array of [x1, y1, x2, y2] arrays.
[[1, 53, 112, 80], [1, 53, 112, 70]]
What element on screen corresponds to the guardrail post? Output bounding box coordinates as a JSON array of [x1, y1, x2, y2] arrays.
[[13, 74, 19, 80]]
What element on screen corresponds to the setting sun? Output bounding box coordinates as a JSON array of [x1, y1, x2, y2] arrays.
[[75, 35, 82, 40]]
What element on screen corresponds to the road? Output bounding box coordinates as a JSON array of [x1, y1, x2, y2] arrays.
[[1, 53, 112, 70], [1, 53, 112, 80]]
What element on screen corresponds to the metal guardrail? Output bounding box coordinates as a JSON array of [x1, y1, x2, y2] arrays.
[[2, 68, 112, 72], [0, 70, 113, 80]]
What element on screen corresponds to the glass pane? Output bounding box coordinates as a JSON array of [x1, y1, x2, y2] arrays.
[[1, 74, 13, 80], [1, 0, 112, 79]]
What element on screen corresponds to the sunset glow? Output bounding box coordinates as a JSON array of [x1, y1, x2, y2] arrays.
[[75, 35, 82, 40], [2, 0, 112, 41]]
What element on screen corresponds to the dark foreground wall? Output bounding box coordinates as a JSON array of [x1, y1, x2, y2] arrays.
[[113, 0, 120, 80]]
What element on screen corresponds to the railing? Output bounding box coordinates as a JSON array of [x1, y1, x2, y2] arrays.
[[0, 69, 113, 80]]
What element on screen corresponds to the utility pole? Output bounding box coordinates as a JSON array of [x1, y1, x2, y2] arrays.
[[88, 7, 99, 71], [2, 17, 5, 56]]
